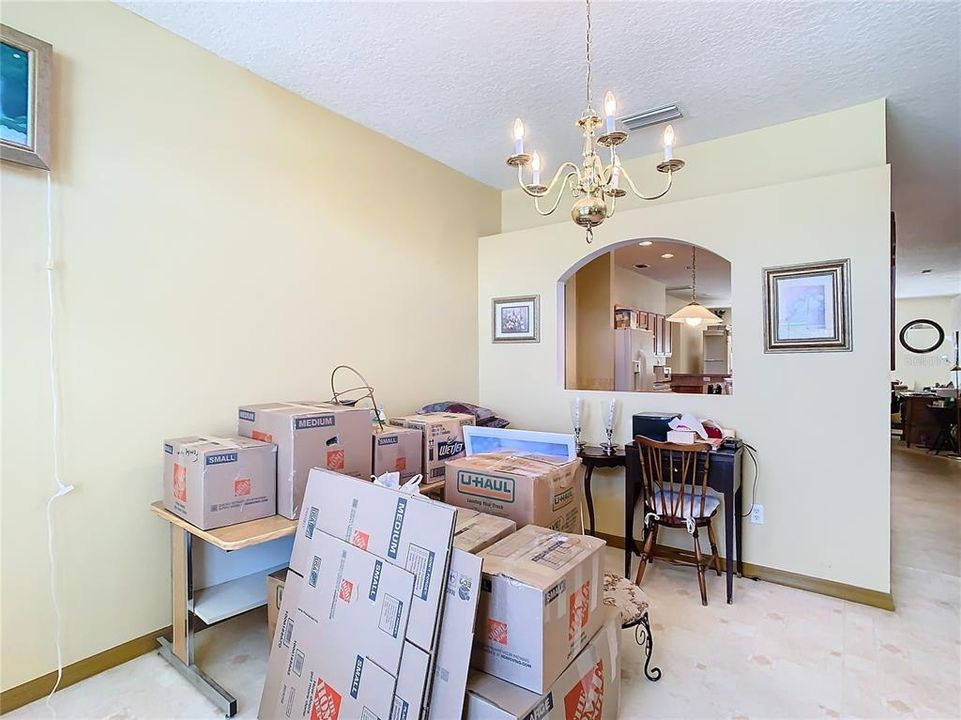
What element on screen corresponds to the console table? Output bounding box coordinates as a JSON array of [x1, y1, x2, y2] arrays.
[[577, 445, 626, 536], [624, 443, 744, 603]]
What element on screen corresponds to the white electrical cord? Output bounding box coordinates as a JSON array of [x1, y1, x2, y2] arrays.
[[44, 171, 74, 717]]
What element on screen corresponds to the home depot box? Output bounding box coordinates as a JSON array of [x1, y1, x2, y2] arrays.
[[390, 412, 475, 483], [429, 548, 484, 720], [391, 642, 430, 720], [290, 468, 457, 654], [446, 453, 584, 534], [266, 568, 287, 647], [238, 401, 372, 519], [465, 612, 621, 720], [453, 509, 517, 554], [373, 425, 423, 482], [474, 525, 605, 693], [162, 436, 276, 530], [259, 563, 402, 720]]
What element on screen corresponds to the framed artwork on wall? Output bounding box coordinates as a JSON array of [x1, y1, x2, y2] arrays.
[[1, 24, 52, 170], [492, 295, 540, 343], [762, 259, 852, 353]]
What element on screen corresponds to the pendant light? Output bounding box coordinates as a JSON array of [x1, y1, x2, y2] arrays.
[[666, 246, 723, 327]]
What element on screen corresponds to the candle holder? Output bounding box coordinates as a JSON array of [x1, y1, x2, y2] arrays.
[[600, 427, 617, 454], [570, 398, 586, 451]]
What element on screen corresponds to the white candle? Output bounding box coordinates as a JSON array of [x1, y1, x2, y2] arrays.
[[531, 152, 542, 186], [611, 158, 621, 190], [606, 398, 616, 432], [663, 124, 675, 161], [604, 91, 616, 134], [513, 118, 525, 156]]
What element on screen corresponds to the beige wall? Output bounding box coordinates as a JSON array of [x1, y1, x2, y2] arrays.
[[894, 295, 961, 391], [573, 255, 613, 390], [611, 265, 666, 315], [0, 1, 499, 690], [480, 104, 891, 592]]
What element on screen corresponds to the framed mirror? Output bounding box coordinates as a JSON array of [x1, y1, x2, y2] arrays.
[[899, 319, 945, 354]]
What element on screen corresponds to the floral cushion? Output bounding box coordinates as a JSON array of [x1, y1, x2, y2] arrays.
[[602, 572, 651, 626]]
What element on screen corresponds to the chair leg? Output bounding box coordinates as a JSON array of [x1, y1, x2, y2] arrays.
[[692, 528, 708, 606], [635, 614, 662, 682], [707, 521, 723, 577], [635, 524, 657, 585]]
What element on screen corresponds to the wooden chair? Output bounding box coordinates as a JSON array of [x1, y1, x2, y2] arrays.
[[634, 436, 722, 606]]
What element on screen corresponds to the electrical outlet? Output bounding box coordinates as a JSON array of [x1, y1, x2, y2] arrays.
[[750, 504, 764, 524]]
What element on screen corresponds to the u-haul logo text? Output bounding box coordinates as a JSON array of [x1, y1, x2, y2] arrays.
[[388, 498, 407, 560], [206, 452, 238, 466], [377, 435, 398, 446], [457, 471, 514, 503], [295, 415, 335, 431], [553, 486, 574, 511]]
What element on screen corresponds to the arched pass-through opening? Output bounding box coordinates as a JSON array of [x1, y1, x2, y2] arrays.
[[557, 236, 733, 395]]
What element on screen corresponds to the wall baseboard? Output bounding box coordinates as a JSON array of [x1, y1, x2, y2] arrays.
[[596, 531, 894, 611], [0, 626, 171, 715]]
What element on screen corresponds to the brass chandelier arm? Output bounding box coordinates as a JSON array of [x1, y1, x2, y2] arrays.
[[535, 170, 581, 216], [516, 161, 583, 199], [616, 164, 674, 201]]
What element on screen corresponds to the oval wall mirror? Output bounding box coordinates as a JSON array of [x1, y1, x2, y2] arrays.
[[899, 319, 945, 354]]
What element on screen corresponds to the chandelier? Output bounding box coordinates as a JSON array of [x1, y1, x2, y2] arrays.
[[506, 0, 685, 243], [666, 246, 723, 327]]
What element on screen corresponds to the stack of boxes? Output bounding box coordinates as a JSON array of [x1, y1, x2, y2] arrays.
[[390, 412, 475, 484]]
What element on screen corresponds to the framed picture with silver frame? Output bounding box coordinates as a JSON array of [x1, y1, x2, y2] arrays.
[[492, 295, 539, 343], [762, 259, 852, 353], [1, 24, 52, 170]]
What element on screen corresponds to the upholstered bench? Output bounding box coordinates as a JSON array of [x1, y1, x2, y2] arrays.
[[602, 572, 662, 681]]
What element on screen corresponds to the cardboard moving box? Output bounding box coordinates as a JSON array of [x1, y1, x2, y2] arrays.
[[445, 453, 584, 534], [390, 412, 475, 482], [257, 564, 402, 720], [465, 612, 621, 720], [453, 509, 517, 554], [474, 525, 605, 694], [162, 436, 276, 530], [238, 400, 372, 519], [373, 425, 423, 482], [266, 568, 287, 647], [290, 469, 457, 655]]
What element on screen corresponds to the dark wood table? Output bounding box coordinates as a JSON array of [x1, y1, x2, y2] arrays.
[[624, 443, 744, 603], [578, 445, 626, 536]]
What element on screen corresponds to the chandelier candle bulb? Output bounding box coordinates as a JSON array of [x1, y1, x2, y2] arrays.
[[663, 124, 675, 161], [513, 118, 525, 155], [531, 151, 542, 186], [611, 157, 621, 190], [604, 91, 617, 134]]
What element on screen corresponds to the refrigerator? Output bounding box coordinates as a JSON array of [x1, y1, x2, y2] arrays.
[[614, 328, 655, 392]]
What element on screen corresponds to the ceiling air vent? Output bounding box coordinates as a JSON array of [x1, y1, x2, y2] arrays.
[[619, 104, 683, 131], [634, 263, 650, 270]]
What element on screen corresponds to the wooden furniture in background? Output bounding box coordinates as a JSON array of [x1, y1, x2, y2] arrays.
[[633, 437, 722, 606], [150, 502, 297, 717], [901, 394, 941, 448], [578, 445, 626, 536], [668, 373, 731, 394], [624, 441, 743, 603], [927, 403, 959, 456]]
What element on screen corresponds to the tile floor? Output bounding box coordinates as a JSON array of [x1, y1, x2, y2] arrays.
[[9, 444, 960, 719]]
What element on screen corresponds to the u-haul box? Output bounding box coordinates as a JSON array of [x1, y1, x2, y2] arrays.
[[290, 469, 457, 654], [238, 401, 372, 519], [259, 555, 405, 720], [162, 435, 276, 530], [453, 509, 516, 554], [473, 525, 605, 694], [464, 612, 621, 720], [445, 453, 583, 534]]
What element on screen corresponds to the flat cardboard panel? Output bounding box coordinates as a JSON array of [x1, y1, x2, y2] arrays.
[[474, 526, 605, 693], [259, 536, 411, 720], [391, 642, 430, 720], [266, 568, 287, 647], [428, 548, 483, 720], [445, 453, 583, 534], [291, 469, 457, 654], [464, 613, 621, 720], [162, 436, 276, 530], [238, 401, 372, 519]]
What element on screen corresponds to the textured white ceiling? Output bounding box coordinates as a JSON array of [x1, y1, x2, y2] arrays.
[[119, 0, 960, 298]]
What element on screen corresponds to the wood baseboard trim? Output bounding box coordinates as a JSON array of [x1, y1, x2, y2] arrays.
[[595, 531, 894, 611], [0, 626, 171, 715]]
